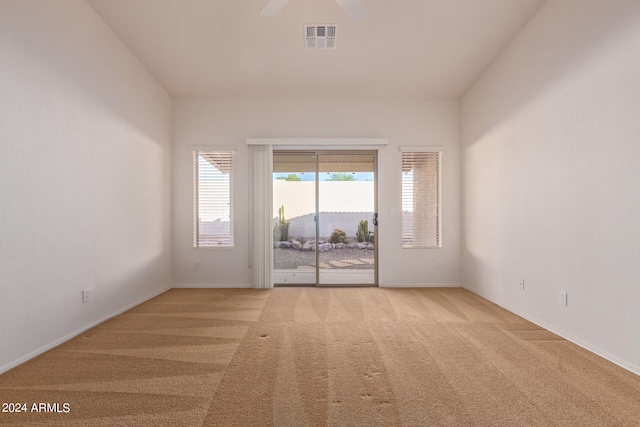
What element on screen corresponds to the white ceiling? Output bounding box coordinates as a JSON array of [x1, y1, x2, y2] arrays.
[[88, 0, 546, 99]]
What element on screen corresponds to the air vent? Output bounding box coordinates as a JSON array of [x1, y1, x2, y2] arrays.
[[305, 25, 337, 49]]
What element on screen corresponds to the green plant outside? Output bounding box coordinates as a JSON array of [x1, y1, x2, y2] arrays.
[[329, 228, 348, 244], [274, 205, 290, 242]]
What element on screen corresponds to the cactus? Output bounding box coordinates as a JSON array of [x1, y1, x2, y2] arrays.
[[273, 205, 290, 242], [356, 220, 369, 243], [329, 228, 348, 244]]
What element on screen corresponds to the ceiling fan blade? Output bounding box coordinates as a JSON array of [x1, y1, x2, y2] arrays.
[[334, 0, 367, 22], [259, 0, 290, 17]]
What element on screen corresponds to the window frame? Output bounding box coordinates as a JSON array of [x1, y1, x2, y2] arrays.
[[193, 148, 235, 248], [400, 147, 442, 249]]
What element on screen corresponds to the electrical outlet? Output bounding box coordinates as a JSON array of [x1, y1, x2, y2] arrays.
[[435, 259, 441, 268], [519, 279, 525, 290], [194, 260, 201, 269], [559, 291, 568, 306], [82, 289, 90, 303]]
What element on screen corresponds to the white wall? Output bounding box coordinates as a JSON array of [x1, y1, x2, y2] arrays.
[[173, 98, 461, 287], [0, 0, 172, 372], [462, 0, 640, 373], [274, 180, 374, 238]]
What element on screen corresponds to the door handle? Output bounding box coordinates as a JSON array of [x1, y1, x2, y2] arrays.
[[373, 213, 378, 226]]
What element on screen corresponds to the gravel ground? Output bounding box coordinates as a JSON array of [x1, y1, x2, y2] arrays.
[[274, 246, 375, 270]]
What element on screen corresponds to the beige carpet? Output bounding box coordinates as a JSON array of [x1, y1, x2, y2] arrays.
[[1, 288, 639, 426]]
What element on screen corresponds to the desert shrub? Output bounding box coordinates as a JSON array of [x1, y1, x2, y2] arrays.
[[329, 228, 348, 244]]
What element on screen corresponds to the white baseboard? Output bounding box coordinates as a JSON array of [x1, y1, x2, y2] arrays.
[[380, 282, 462, 288], [463, 284, 640, 377], [172, 283, 252, 289], [173, 283, 462, 289], [172, 283, 465, 289], [0, 285, 171, 375]]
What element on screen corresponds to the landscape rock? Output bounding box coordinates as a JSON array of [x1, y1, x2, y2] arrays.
[[319, 243, 332, 252], [335, 243, 346, 249]]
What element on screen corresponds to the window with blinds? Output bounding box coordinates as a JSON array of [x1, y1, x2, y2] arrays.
[[193, 150, 234, 247], [402, 151, 441, 248]]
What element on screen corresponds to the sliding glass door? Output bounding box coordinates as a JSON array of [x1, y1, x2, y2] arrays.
[[317, 153, 376, 285], [272, 152, 317, 285], [273, 151, 377, 286]]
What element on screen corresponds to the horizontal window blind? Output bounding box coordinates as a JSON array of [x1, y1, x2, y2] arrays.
[[194, 151, 234, 247], [402, 151, 441, 248]]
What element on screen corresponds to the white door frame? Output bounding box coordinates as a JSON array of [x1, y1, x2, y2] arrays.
[[246, 138, 388, 289]]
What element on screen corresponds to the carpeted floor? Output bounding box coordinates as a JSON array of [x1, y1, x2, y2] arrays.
[[1, 287, 639, 426]]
